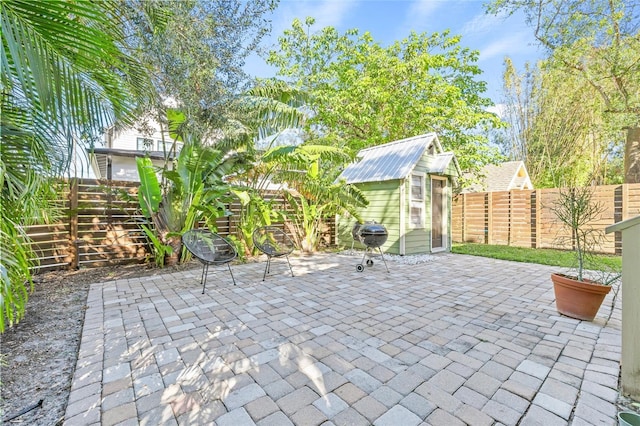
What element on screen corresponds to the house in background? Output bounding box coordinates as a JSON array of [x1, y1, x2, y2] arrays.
[[336, 133, 460, 255], [88, 120, 182, 181], [463, 160, 533, 193]]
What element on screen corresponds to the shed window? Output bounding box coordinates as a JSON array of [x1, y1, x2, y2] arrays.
[[410, 173, 425, 228]]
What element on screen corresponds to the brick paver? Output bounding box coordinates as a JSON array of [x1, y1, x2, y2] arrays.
[[64, 253, 623, 425]]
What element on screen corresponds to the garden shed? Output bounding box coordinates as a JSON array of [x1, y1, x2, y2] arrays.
[[337, 133, 460, 255]]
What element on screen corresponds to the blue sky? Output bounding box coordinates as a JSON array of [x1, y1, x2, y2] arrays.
[[247, 0, 546, 105]]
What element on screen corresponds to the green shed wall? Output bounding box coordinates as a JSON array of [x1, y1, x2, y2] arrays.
[[337, 180, 402, 254]]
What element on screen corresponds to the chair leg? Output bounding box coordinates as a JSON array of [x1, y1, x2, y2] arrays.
[[285, 255, 294, 277], [227, 263, 236, 286], [201, 263, 209, 294], [262, 257, 270, 281]]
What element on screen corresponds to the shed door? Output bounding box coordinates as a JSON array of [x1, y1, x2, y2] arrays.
[[431, 178, 445, 250]]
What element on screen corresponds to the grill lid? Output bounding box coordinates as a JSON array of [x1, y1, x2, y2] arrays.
[[359, 223, 387, 235]]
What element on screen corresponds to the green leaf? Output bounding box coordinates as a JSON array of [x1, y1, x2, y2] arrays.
[[136, 157, 161, 217]]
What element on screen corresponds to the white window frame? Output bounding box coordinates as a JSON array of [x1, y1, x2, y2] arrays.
[[157, 140, 183, 154], [136, 137, 154, 151], [409, 172, 426, 229]]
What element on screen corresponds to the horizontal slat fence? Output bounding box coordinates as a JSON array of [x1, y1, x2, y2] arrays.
[[24, 178, 335, 272], [452, 183, 640, 255]]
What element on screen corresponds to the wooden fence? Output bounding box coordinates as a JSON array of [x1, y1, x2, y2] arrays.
[[452, 183, 640, 255], [24, 178, 330, 272]]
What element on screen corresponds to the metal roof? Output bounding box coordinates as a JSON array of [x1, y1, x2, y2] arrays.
[[430, 152, 456, 174], [339, 133, 450, 184]]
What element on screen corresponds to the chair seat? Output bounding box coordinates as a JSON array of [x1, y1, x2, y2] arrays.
[[182, 229, 237, 292], [252, 226, 295, 280]]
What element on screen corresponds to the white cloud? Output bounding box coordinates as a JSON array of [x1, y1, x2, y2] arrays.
[[399, 0, 443, 35], [461, 10, 510, 36], [479, 31, 538, 62]]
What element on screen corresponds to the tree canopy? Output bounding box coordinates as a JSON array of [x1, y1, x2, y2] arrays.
[[488, 0, 640, 182], [500, 57, 624, 187], [267, 18, 503, 174], [123, 0, 278, 140]]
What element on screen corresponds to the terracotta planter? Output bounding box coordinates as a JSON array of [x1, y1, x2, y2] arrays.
[[551, 273, 612, 321]]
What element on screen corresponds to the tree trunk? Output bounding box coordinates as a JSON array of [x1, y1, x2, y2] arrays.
[[164, 235, 182, 266], [625, 126, 640, 183]]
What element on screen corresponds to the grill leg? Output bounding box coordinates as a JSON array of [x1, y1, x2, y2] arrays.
[[285, 255, 294, 277], [377, 248, 390, 273], [227, 262, 237, 285], [360, 250, 368, 266], [262, 257, 270, 281], [201, 263, 209, 294]]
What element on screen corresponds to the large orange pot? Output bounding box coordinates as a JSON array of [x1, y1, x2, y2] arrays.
[[551, 273, 612, 321]]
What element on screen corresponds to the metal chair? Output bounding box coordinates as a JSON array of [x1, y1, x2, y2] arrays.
[[182, 229, 237, 293], [252, 226, 295, 281]]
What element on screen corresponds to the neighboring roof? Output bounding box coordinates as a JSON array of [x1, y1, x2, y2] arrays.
[[465, 160, 533, 192], [338, 133, 459, 184]]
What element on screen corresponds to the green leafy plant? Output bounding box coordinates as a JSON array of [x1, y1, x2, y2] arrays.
[[263, 144, 368, 252], [136, 138, 238, 265]]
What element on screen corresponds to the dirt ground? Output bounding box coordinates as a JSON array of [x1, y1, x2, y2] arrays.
[[1, 260, 639, 425]]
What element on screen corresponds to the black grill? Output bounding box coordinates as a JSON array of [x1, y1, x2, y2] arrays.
[[356, 222, 388, 248], [352, 221, 389, 272]]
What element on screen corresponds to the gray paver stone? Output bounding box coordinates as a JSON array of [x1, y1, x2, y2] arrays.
[[256, 411, 295, 426], [426, 408, 466, 426], [455, 404, 494, 426], [224, 383, 267, 410], [102, 401, 137, 426], [290, 404, 328, 426], [517, 360, 551, 380], [216, 407, 256, 426], [482, 400, 522, 425], [313, 393, 349, 419], [373, 405, 421, 426], [399, 393, 436, 418], [332, 407, 370, 426], [519, 404, 567, 426], [344, 369, 383, 393]]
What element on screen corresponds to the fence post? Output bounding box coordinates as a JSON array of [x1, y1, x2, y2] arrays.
[[68, 178, 79, 270], [530, 190, 539, 248], [461, 193, 466, 243], [486, 192, 493, 245]]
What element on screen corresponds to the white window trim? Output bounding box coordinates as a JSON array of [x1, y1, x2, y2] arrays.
[[136, 137, 154, 151], [409, 172, 426, 229]]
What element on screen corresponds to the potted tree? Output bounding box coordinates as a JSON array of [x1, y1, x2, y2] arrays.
[[550, 186, 620, 321]]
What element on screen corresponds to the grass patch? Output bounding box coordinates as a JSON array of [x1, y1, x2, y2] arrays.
[[452, 243, 621, 271]]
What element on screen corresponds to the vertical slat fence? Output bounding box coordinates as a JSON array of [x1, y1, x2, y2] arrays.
[[452, 183, 640, 255]]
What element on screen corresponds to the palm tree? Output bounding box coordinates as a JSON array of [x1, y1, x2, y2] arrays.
[[0, 0, 153, 331]]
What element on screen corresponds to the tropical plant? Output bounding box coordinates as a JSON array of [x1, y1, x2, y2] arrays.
[[0, 0, 153, 331], [263, 144, 368, 252], [220, 79, 309, 254], [136, 140, 237, 265]]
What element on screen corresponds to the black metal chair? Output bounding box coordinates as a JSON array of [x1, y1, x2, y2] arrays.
[[252, 226, 295, 281], [182, 229, 237, 293]]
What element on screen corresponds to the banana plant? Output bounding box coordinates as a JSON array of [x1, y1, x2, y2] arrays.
[[264, 144, 369, 252], [136, 141, 236, 265]]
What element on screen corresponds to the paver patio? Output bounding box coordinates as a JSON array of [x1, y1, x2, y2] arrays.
[[64, 253, 622, 425]]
